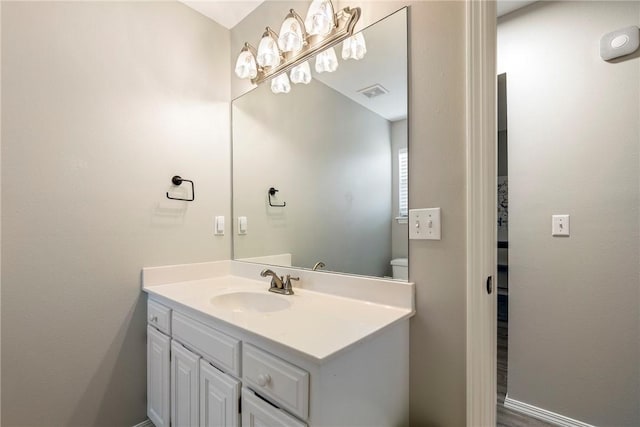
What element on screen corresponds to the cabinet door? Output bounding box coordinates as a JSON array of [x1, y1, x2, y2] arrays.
[[241, 388, 307, 427], [147, 326, 170, 427], [200, 360, 241, 427], [172, 340, 201, 427]]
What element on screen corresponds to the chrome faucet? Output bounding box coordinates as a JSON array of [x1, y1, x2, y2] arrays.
[[260, 269, 298, 295], [312, 261, 326, 271]]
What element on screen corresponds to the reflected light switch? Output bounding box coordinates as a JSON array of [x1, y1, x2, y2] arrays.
[[238, 216, 248, 235]]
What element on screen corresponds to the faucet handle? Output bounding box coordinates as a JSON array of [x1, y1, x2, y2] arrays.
[[284, 275, 299, 289]]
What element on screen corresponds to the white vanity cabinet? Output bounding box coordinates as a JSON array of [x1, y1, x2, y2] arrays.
[[145, 271, 411, 427], [147, 299, 310, 427]]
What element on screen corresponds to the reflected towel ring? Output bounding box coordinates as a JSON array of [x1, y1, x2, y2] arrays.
[[268, 187, 286, 207], [166, 175, 195, 201]]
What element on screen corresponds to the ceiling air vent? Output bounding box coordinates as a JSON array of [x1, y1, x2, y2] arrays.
[[357, 84, 389, 99]]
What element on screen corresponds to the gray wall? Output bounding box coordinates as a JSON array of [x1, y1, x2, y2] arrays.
[[0, 2, 3, 422], [1, 2, 230, 425], [498, 2, 640, 425], [233, 80, 393, 277], [391, 119, 408, 259]]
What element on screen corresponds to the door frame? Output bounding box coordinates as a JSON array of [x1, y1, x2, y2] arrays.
[[465, 1, 498, 426]]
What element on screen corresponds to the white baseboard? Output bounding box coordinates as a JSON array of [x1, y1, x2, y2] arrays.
[[132, 419, 154, 427], [504, 395, 595, 427]]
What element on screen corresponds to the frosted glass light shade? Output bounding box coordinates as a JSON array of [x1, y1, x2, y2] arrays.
[[278, 16, 304, 53], [290, 61, 312, 84], [271, 73, 291, 94], [341, 32, 367, 60], [257, 33, 281, 68], [234, 50, 258, 79], [304, 0, 335, 36], [315, 47, 338, 73]]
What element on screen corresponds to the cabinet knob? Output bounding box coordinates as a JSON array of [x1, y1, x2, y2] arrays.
[[257, 373, 271, 387], [149, 315, 158, 323]]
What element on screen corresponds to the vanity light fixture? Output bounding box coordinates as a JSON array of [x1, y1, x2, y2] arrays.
[[305, 0, 337, 37], [278, 9, 307, 53], [315, 46, 338, 73], [342, 32, 367, 60], [290, 60, 312, 84], [271, 73, 291, 94], [234, 43, 258, 79], [256, 27, 281, 68], [233, 0, 362, 93]]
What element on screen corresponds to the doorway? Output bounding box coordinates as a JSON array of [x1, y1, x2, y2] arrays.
[[493, 2, 640, 426], [494, 73, 554, 427]]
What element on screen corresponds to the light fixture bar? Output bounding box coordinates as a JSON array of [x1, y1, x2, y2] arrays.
[[251, 6, 361, 85]]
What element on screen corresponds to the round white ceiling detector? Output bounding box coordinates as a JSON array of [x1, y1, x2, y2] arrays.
[[611, 34, 630, 49]]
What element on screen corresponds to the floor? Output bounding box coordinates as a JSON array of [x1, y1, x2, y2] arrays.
[[496, 320, 554, 427]]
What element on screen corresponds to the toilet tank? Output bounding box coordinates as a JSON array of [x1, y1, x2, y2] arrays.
[[390, 258, 408, 280]]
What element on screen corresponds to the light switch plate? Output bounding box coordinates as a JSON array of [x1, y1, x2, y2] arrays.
[[552, 214, 570, 236], [409, 208, 441, 240], [214, 216, 224, 236]]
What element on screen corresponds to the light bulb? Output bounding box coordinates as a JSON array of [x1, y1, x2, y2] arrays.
[[234, 49, 257, 79], [342, 32, 367, 60], [278, 15, 304, 53], [315, 47, 338, 73], [257, 30, 281, 68], [290, 61, 311, 84], [271, 73, 291, 94], [304, 0, 335, 36]]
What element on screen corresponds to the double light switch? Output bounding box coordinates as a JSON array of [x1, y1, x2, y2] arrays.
[[409, 208, 441, 240]]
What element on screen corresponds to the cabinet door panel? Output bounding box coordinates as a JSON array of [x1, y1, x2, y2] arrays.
[[241, 388, 307, 427], [200, 360, 241, 427], [148, 326, 170, 427], [172, 341, 200, 427]]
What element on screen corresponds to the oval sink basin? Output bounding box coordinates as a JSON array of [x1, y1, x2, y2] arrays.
[[211, 292, 291, 313]]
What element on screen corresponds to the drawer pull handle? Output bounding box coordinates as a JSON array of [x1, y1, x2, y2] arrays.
[[149, 315, 158, 323], [257, 373, 271, 387]]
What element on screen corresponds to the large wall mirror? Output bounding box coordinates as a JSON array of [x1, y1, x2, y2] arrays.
[[232, 8, 408, 280]]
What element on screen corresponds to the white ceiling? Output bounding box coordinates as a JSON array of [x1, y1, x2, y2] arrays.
[[497, 1, 538, 17], [181, 0, 539, 28], [179, 1, 265, 29]]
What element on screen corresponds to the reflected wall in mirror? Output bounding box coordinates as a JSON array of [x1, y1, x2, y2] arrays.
[[232, 8, 408, 280]]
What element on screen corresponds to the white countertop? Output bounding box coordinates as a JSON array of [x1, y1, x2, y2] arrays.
[[142, 261, 415, 363]]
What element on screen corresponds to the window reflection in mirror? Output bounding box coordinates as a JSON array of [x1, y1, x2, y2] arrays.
[[232, 8, 408, 280]]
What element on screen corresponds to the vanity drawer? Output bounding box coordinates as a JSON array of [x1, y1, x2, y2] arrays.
[[243, 344, 309, 420], [148, 300, 171, 335], [242, 388, 307, 427], [172, 312, 241, 377]]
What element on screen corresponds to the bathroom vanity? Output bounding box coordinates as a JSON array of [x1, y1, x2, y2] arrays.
[[143, 260, 414, 427]]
